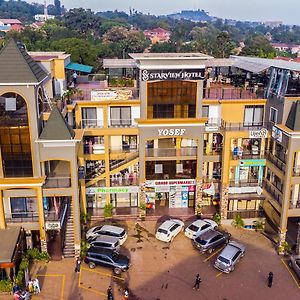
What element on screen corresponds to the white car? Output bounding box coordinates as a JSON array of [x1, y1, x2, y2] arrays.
[[185, 219, 218, 239], [155, 219, 185, 242], [86, 225, 127, 245]]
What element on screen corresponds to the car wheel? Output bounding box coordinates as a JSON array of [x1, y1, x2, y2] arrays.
[[89, 262, 96, 269], [114, 267, 122, 275]]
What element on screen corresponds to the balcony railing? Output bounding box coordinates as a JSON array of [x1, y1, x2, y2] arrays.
[[110, 177, 139, 186], [110, 145, 138, 153], [5, 212, 39, 223], [231, 151, 264, 160], [43, 176, 71, 188], [263, 180, 282, 206], [146, 148, 197, 158], [109, 119, 137, 128], [222, 122, 267, 131], [229, 179, 261, 187], [227, 209, 265, 219], [204, 87, 265, 100], [81, 119, 104, 128], [265, 151, 286, 172]]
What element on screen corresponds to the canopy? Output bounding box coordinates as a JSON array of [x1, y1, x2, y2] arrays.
[[65, 62, 93, 73]]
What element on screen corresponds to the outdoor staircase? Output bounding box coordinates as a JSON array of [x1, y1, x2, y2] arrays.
[[63, 203, 76, 258]]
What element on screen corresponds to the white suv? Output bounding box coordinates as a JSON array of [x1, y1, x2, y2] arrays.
[[155, 219, 184, 242], [86, 225, 127, 245]]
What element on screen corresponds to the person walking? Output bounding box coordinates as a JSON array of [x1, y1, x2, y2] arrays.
[[267, 272, 273, 288], [107, 286, 113, 300], [193, 274, 202, 290], [72, 71, 78, 85], [75, 257, 81, 273]]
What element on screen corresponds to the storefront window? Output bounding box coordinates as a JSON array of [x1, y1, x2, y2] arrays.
[[83, 136, 104, 154], [10, 197, 37, 218]]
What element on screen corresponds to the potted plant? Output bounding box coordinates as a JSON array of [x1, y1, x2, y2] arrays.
[[104, 203, 113, 218], [253, 220, 264, 232], [277, 241, 291, 256], [231, 214, 245, 228], [213, 212, 222, 226]]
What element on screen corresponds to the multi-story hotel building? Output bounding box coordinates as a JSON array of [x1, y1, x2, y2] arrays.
[[1, 39, 300, 261]]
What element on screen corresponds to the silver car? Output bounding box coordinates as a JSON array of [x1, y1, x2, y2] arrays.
[[214, 241, 246, 273], [288, 255, 300, 279], [87, 235, 121, 252]]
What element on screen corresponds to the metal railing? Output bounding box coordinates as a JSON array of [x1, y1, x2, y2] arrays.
[[5, 212, 39, 223], [222, 122, 267, 131], [205, 118, 222, 126], [265, 151, 286, 172], [146, 148, 197, 157], [231, 151, 264, 160], [44, 203, 68, 221], [43, 176, 71, 188], [109, 119, 136, 127], [227, 209, 265, 219], [204, 87, 265, 100], [263, 180, 282, 205], [81, 119, 104, 128], [229, 179, 261, 187]]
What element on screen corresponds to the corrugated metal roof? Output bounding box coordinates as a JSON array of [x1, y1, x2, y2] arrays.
[[0, 39, 48, 83], [103, 59, 137, 69]]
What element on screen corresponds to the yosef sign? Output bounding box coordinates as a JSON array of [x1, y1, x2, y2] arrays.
[[141, 69, 204, 81], [158, 128, 186, 136]]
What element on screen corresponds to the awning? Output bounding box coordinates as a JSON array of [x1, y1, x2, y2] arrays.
[[65, 62, 93, 73], [0, 227, 21, 265]]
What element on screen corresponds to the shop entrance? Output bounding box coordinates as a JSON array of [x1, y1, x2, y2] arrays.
[[46, 230, 63, 261]]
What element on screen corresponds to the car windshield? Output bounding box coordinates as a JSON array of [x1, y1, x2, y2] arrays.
[[158, 228, 168, 235], [119, 229, 126, 237], [218, 256, 230, 265], [188, 224, 199, 232], [195, 237, 207, 245]]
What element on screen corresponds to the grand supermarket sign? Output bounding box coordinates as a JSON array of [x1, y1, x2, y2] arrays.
[[141, 69, 204, 81], [145, 179, 196, 187]]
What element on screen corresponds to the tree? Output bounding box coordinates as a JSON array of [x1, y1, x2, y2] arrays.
[[214, 31, 235, 58], [242, 34, 276, 58], [150, 42, 176, 53]]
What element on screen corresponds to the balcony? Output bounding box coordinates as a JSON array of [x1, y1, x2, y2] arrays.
[[204, 86, 265, 100], [222, 122, 268, 131], [227, 209, 265, 219], [109, 119, 137, 128], [81, 119, 104, 129], [229, 179, 261, 187], [43, 176, 71, 188], [265, 151, 286, 172], [146, 148, 197, 158], [5, 212, 39, 223], [231, 151, 264, 160], [263, 180, 282, 206]]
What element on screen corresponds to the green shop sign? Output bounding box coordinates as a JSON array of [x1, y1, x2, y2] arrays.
[[240, 159, 266, 167], [87, 186, 139, 194]]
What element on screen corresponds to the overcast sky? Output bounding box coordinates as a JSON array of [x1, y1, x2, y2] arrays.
[[30, 0, 300, 25]]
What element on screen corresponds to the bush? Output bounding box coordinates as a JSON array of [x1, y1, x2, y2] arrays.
[[213, 212, 221, 226], [80, 240, 89, 259], [278, 241, 291, 255], [253, 220, 264, 231], [26, 248, 50, 262], [231, 215, 245, 228], [104, 203, 113, 218], [0, 279, 13, 293]]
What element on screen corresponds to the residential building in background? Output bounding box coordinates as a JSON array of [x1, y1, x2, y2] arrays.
[[143, 28, 171, 44]]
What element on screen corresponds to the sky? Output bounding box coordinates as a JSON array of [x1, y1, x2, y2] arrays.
[[30, 0, 300, 25]]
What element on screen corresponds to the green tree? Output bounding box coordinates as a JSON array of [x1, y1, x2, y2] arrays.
[[242, 34, 276, 58], [214, 31, 235, 58], [150, 42, 176, 53]]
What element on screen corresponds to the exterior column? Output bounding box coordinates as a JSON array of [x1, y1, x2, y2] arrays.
[[0, 190, 6, 229], [291, 184, 299, 208], [36, 187, 46, 252], [104, 135, 110, 204], [195, 178, 203, 216], [196, 80, 204, 118], [220, 184, 229, 219], [278, 228, 287, 248], [296, 223, 300, 256], [139, 137, 146, 180], [139, 179, 146, 218]]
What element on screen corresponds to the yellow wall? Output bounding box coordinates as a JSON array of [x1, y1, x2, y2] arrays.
[[221, 103, 246, 123], [53, 59, 66, 80]]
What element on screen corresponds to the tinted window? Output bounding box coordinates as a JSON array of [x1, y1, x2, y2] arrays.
[[218, 256, 230, 264], [202, 224, 210, 230], [158, 228, 168, 235], [210, 236, 219, 243], [195, 237, 207, 245], [188, 224, 199, 232], [101, 256, 112, 262], [94, 242, 106, 247], [232, 251, 241, 261], [170, 224, 180, 232]]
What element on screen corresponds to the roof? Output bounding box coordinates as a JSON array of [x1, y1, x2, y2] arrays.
[[103, 59, 137, 69], [40, 106, 75, 140], [0, 39, 48, 84], [65, 62, 93, 73], [129, 52, 213, 60], [286, 101, 300, 131], [101, 225, 125, 234], [159, 220, 176, 230], [0, 227, 21, 263], [91, 235, 119, 243], [144, 27, 170, 34], [0, 19, 22, 24], [29, 51, 70, 61]]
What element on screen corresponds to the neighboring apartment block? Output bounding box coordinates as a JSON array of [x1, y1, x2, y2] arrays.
[[1, 39, 300, 263]]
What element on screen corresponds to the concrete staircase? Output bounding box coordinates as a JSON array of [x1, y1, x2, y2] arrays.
[[63, 203, 76, 258]]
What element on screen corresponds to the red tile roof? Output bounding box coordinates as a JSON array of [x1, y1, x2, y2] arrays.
[[0, 19, 22, 25]]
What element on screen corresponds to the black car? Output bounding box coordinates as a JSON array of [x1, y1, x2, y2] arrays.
[[84, 247, 130, 275], [192, 229, 230, 254]]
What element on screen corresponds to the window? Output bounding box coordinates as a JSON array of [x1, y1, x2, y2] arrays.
[[153, 104, 174, 118], [244, 105, 264, 126], [202, 106, 209, 118], [269, 107, 278, 123], [10, 197, 37, 218], [82, 108, 97, 127], [202, 224, 210, 230], [110, 107, 131, 126], [188, 104, 196, 118], [232, 251, 241, 261], [170, 224, 180, 231]]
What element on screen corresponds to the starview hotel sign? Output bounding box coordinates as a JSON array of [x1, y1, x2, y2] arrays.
[[141, 69, 204, 81]]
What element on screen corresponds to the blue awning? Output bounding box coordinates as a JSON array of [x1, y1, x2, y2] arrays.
[[65, 62, 93, 73]]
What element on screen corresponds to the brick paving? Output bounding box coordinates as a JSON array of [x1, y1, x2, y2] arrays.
[[1, 220, 299, 300]]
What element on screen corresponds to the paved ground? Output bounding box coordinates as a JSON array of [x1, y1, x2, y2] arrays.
[[2, 219, 299, 300]]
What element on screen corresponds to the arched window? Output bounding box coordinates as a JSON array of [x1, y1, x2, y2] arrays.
[[0, 92, 33, 177]]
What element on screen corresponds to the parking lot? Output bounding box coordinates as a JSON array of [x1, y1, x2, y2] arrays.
[[7, 219, 299, 300]]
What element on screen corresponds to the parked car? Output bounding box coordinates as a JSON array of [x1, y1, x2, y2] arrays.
[[86, 225, 127, 245], [288, 255, 300, 279], [87, 235, 120, 252], [214, 241, 246, 273], [155, 219, 184, 242], [84, 247, 130, 275], [192, 229, 230, 253], [185, 219, 218, 239]]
